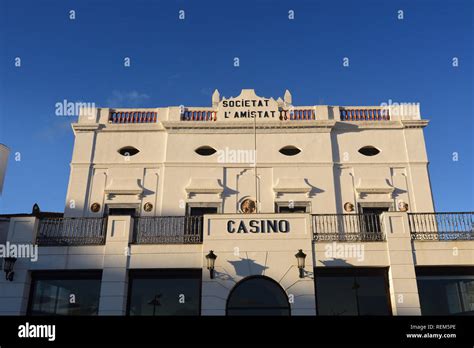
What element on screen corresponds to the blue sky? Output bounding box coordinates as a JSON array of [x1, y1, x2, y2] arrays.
[[0, 0, 472, 213]]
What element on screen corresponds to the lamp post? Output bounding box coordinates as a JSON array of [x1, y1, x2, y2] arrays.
[[295, 249, 306, 278], [352, 277, 360, 315], [3, 257, 17, 281], [205, 250, 217, 279], [148, 294, 162, 316]]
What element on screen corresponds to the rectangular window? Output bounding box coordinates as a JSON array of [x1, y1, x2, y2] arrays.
[[315, 268, 391, 316], [416, 267, 474, 315], [28, 271, 102, 315], [127, 269, 201, 316]]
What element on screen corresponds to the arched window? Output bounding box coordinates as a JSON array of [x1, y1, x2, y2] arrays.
[[226, 276, 290, 316]]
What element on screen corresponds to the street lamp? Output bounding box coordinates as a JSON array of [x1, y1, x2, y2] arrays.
[[148, 294, 162, 316], [3, 257, 17, 281], [205, 250, 217, 279], [352, 277, 361, 315], [295, 249, 307, 278]]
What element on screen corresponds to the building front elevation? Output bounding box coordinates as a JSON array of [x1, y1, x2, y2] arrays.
[[0, 89, 472, 316]]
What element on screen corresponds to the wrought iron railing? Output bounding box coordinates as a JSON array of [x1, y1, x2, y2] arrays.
[[133, 216, 203, 244], [408, 212, 473, 241], [37, 218, 107, 246], [312, 214, 385, 242]]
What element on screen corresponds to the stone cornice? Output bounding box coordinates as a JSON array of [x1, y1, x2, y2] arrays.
[[161, 120, 336, 133], [72, 124, 100, 134], [401, 120, 430, 128]]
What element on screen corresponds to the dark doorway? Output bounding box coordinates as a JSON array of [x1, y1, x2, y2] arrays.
[[359, 206, 389, 233], [361, 207, 389, 215], [226, 276, 290, 316]]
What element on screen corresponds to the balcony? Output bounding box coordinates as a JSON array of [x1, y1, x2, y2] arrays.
[[133, 216, 203, 244], [408, 212, 474, 241], [36, 217, 107, 246], [181, 110, 216, 121], [340, 107, 390, 121], [109, 110, 157, 123], [279, 109, 315, 121], [312, 214, 385, 242]]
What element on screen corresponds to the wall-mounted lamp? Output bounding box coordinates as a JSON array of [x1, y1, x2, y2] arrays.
[[3, 257, 17, 281], [295, 249, 307, 279], [205, 250, 217, 279]]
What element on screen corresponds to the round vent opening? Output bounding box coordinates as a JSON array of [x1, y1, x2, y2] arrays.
[[279, 146, 301, 156], [118, 146, 140, 156], [195, 146, 217, 156], [358, 146, 380, 156]]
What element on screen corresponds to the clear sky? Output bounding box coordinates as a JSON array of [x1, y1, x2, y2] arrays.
[[0, 0, 472, 214]]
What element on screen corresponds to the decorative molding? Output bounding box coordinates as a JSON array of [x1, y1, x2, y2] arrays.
[[273, 178, 311, 198], [185, 178, 223, 199]]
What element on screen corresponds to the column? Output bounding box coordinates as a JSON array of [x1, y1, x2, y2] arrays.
[[383, 212, 421, 315], [98, 215, 132, 315]]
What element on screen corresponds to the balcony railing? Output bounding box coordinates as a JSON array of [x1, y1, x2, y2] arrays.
[[181, 110, 217, 121], [36, 218, 107, 246], [340, 108, 390, 121], [109, 111, 157, 123], [312, 214, 385, 242], [408, 213, 474, 241], [280, 109, 315, 121], [133, 216, 203, 244]]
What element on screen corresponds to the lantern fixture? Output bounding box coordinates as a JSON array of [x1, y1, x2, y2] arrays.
[[205, 250, 217, 279], [3, 257, 17, 281], [295, 249, 307, 278]]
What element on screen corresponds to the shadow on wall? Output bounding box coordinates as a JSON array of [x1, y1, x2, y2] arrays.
[[228, 258, 269, 277], [319, 258, 354, 267], [304, 179, 325, 198], [213, 257, 269, 282]]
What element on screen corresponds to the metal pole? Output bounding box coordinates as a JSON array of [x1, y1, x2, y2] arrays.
[[254, 111, 258, 213]]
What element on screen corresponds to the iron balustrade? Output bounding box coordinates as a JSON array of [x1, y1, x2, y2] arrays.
[[133, 216, 203, 244], [181, 110, 217, 121], [109, 111, 157, 123], [340, 108, 390, 121], [37, 218, 107, 246], [312, 214, 386, 242], [408, 212, 473, 241], [280, 109, 315, 120]]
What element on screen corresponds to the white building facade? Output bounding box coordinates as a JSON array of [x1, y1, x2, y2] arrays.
[[0, 89, 472, 316]]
